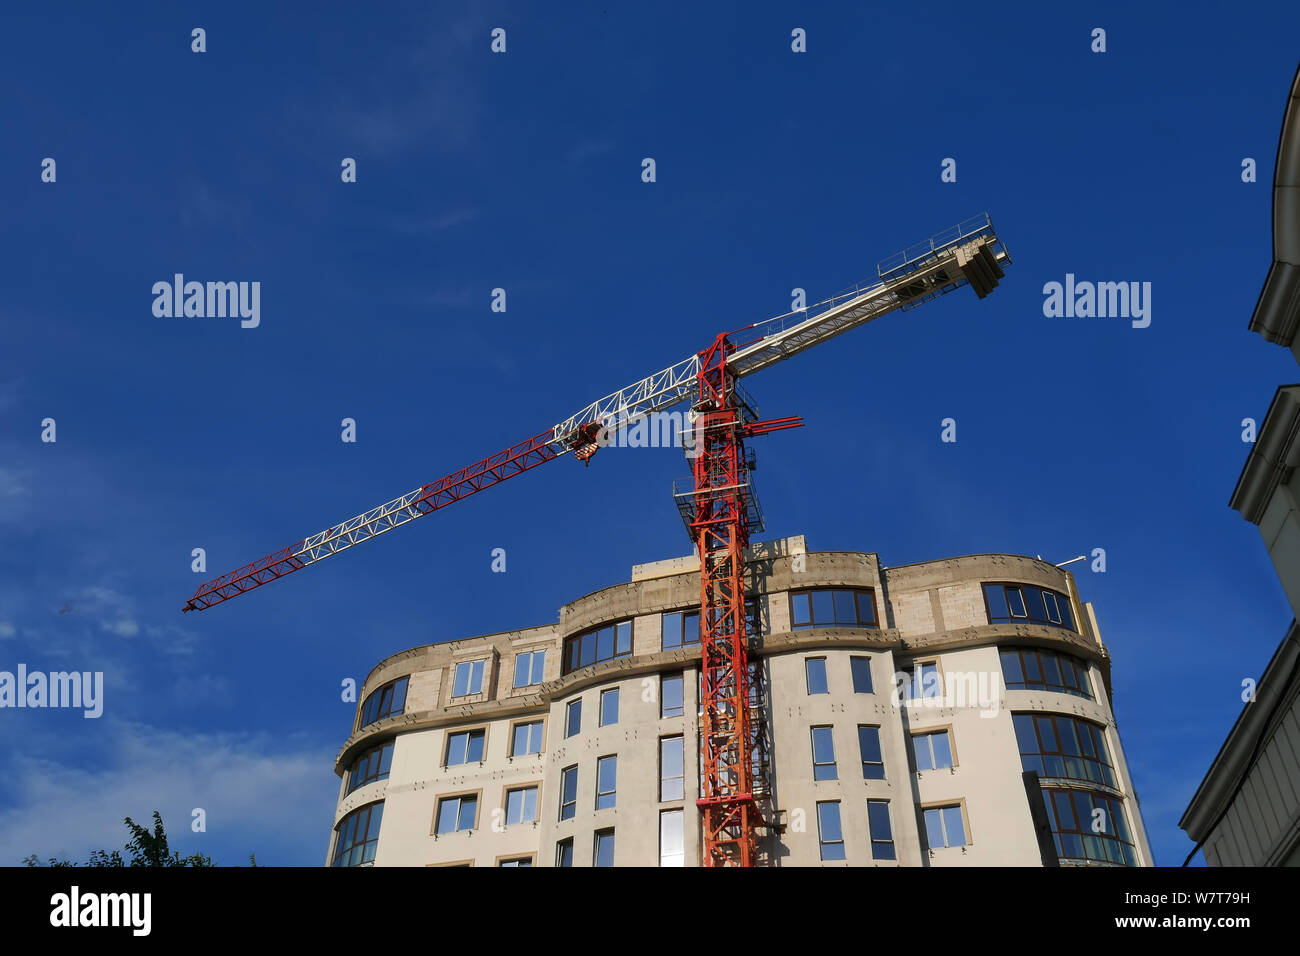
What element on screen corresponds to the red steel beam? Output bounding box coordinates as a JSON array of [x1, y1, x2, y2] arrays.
[[692, 332, 762, 867], [183, 430, 568, 612]]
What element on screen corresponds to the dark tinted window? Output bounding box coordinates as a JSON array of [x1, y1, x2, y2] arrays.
[[565, 699, 582, 737], [812, 726, 837, 781], [332, 802, 383, 867], [1013, 713, 1115, 788], [564, 620, 633, 674], [851, 657, 874, 693], [858, 726, 885, 779], [359, 677, 408, 727], [867, 800, 895, 860], [817, 802, 846, 861], [1000, 647, 1093, 699], [559, 766, 578, 821], [1041, 787, 1136, 865], [984, 583, 1075, 631], [790, 588, 877, 629], [346, 740, 394, 794]]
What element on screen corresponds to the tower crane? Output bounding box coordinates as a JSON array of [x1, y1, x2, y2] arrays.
[[183, 213, 1011, 867]]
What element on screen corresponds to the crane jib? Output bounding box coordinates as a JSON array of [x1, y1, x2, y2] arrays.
[[182, 215, 1009, 612]]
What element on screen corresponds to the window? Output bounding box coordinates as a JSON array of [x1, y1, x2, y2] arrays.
[[850, 656, 873, 693], [445, 729, 485, 767], [565, 698, 582, 737], [660, 736, 685, 801], [811, 726, 838, 781], [867, 800, 896, 860], [332, 801, 383, 867], [913, 729, 954, 772], [499, 856, 533, 867], [816, 801, 846, 861], [513, 650, 546, 688], [662, 610, 700, 649], [663, 600, 763, 648], [555, 838, 574, 867], [661, 673, 684, 718], [805, 657, 829, 695], [504, 786, 538, 825], [563, 620, 633, 674], [791, 588, 878, 629], [593, 828, 615, 867], [452, 659, 486, 697], [600, 688, 620, 726], [1000, 647, 1094, 699], [435, 794, 478, 835], [902, 660, 941, 700], [359, 677, 407, 727], [1013, 713, 1116, 788], [983, 583, 1075, 631], [857, 725, 885, 779], [595, 755, 617, 810], [345, 740, 394, 794], [559, 765, 578, 821], [1041, 787, 1137, 865], [511, 720, 544, 757], [660, 809, 685, 867], [923, 804, 966, 849]]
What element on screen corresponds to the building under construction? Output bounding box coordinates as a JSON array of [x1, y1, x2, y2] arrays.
[[327, 537, 1153, 867], [175, 214, 1149, 867]]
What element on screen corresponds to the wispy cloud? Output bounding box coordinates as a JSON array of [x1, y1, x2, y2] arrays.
[[178, 178, 254, 230], [0, 466, 30, 523], [568, 137, 616, 165], [1, 721, 334, 865], [0, 379, 20, 413], [35, 584, 198, 661], [58, 585, 139, 640], [412, 286, 478, 309], [327, 11, 489, 159], [391, 208, 479, 234], [101, 619, 140, 638]]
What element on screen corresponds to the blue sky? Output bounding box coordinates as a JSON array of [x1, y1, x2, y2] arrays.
[[2, 1, 1298, 866]]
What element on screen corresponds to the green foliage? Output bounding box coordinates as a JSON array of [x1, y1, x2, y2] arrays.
[[25, 811, 218, 867]]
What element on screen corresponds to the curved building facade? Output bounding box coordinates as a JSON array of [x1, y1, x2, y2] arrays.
[[327, 536, 1153, 867]]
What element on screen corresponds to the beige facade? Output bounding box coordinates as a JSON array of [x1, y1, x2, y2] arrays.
[[328, 537, 1153, 867]]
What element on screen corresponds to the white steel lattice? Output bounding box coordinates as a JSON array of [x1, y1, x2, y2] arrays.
[[185, 214, 1010, 612]]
